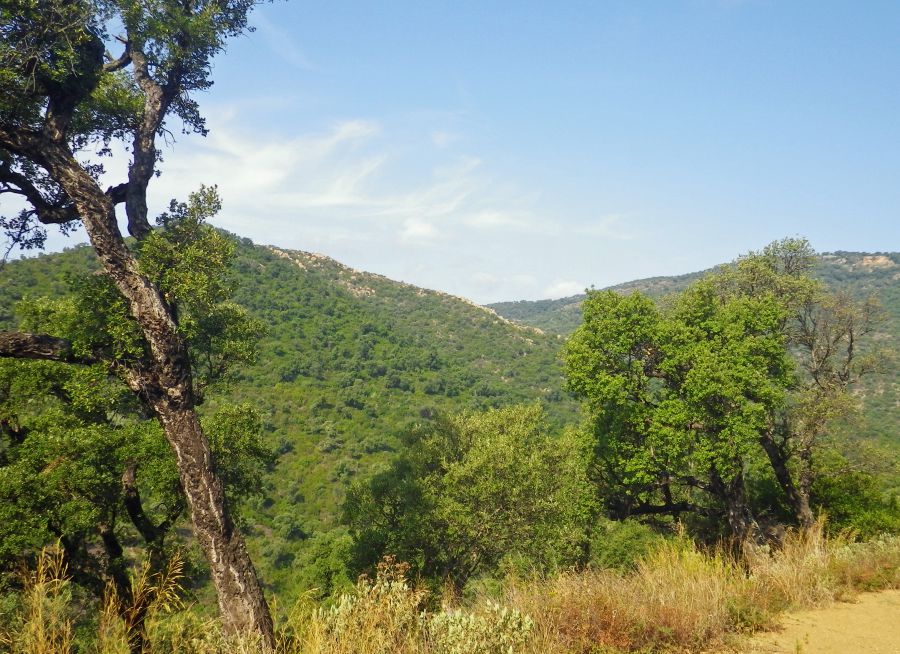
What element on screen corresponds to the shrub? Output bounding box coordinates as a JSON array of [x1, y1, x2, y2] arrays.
[[427, 602, 533, 654], [588, 518, 669, 570]]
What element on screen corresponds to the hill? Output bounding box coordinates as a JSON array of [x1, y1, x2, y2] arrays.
[[1, 242, 896, 599], [0, 237, 576, 599], [489, 252, 900, 450]]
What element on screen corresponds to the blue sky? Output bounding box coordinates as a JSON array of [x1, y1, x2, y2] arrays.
[[31, 1, 900, 302]]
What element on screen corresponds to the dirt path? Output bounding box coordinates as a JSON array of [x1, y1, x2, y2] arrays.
[[742, 589, 900, 653]]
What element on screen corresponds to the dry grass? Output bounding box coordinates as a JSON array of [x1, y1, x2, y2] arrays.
[[0, 546, 74, 654], [2, 522, 898, 654], [506, 543, 750, 653], [508, 519, 900, 654]]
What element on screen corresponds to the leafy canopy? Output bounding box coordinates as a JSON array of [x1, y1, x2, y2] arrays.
[[344, 404, 594, 591]]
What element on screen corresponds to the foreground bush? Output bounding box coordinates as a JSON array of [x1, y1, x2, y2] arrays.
[[1, 522, 898, 653]]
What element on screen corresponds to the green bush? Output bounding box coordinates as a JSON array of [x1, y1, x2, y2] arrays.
[[588, 519, 669, 570]]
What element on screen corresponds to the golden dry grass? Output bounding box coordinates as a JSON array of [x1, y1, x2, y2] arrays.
[[2, 522, 897, 654]]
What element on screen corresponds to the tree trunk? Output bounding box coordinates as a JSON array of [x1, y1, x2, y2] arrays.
[[711, 467, 759, 549], [759, 432, 814, 528], [24, 139, 276, 647], [153, 401, 273, 643]]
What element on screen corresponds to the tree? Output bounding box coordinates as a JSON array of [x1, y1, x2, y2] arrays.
[[565, 238, 890, 544], [710, 238, 889, 527], [565, 286, 791, 544], [0, 359, 270, 651], [344, 405, 594, 592], [0, 2, 274, 642]]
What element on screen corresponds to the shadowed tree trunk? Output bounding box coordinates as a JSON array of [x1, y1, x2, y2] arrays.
[[759, 430, 815, 528]]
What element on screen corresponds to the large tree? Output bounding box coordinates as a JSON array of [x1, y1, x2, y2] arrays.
[[0, 0, 274, 644], [565, 285, 791, 543], [565, 238, 889, 544], [710, 238, 888, 527]]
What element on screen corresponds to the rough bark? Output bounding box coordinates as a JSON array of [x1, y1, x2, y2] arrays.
[[0, 331, 93, 363], [152, 402, 273, 641], [0, 129, 275, 647], [710, 467, 759, 548]]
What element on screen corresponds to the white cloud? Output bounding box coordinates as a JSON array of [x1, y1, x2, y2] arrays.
[[543, 280, 585, 299], [463, 210, 527, 229], [15, 104, 571, 304], [400, 218, 440, 242], [150, 117, 382, 213]]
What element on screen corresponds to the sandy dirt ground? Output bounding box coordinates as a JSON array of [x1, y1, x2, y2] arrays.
[[742, 589, 900, 653]]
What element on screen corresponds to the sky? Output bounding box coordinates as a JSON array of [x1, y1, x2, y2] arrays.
[[16, 0, 900, 303]]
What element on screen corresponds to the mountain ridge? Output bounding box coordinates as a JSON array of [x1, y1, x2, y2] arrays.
[[489, 251, 900, 335]]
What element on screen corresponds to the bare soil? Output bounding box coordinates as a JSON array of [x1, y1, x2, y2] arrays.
[[742, 589, 900, 653]]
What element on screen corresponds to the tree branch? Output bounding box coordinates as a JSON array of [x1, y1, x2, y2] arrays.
[[106, 182, 129, 205], [122, 461, 161, 544], [122, 44, 167, 240], [104, 42, 132, 72], [0, 331, 96, 364], [0, 160, 78, 224], [628, 500, 712, 517], [0, 126, 52, 170]]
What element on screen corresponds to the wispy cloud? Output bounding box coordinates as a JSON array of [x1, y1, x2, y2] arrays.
[[575, 214, 637, 240], [144, 109, 540, 256], [50, 105, 600, 303], [431, 130, 459, 148], [463, 210, 528, 229], [253, 12, 316, 70], [400, 218, 440, 243]]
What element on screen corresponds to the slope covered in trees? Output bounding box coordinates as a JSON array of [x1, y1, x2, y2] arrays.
[[0, 236, 577, 600], [2, 239, 896, 604]]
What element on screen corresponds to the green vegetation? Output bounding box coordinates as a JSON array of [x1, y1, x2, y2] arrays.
[[0, 232, 896, 652], [344, 405, 593, 592], [2, 0, 278, 640], [565, 239, 897, 544], [0, 236, 578, 603], [1, 1, 896, 650], [492, 252, 900, 456]]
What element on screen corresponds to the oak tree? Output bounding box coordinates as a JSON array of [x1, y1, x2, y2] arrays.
[[0, 0, 274, 643], [711, 238, 888, 528]]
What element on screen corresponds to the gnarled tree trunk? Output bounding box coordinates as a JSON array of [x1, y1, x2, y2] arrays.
[[0, 132, 275, 647], [153, 401, 273, 640]]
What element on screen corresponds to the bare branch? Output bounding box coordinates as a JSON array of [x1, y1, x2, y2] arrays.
[[103, 42, 132, 72], [0, 160, 78, 224]]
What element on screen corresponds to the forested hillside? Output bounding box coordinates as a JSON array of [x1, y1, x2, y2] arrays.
[[2, 235, 898, 652], [491, 252, 900, 448], [0, 237, 576, 599]]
